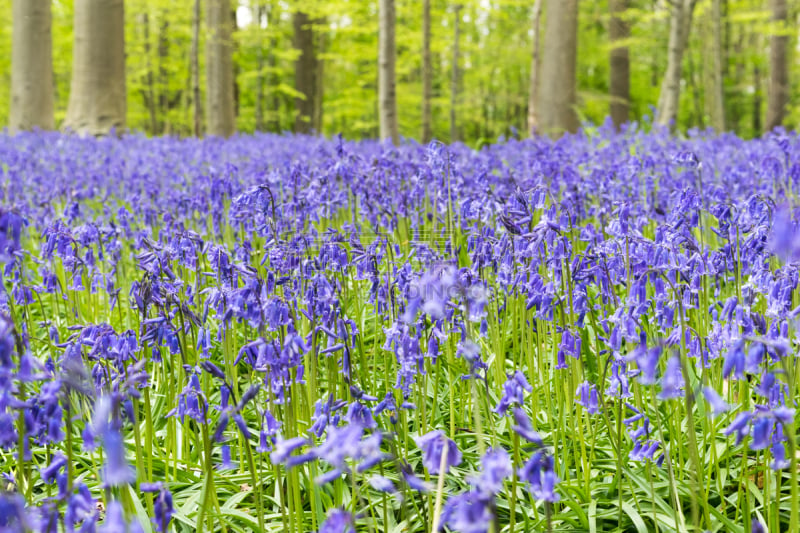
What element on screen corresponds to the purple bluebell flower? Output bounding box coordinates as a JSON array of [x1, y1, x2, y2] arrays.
[[471, 447, 511, 496], [317, 508, 355, 533], [518, 450, 560, 503], [40, 452, 68, 483], [271, 436, 309, 465], [575, 381, 600, 414], [724, 411, 753, 445], [750, 417, 774, 451], [723, 339, 746, 380], [140, 482, 174, 532], [415, 430, 462, 475], [101, 427, 136, 487], [658, 355, 684, 399], [166, 373, 208, 424], [511, 407, 543, 446], [703, 387, 729, 416], [368, 475, 398, 494], [493, 371, 532, 415]]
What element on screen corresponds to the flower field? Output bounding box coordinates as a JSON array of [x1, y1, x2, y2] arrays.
[[2, 127, 799, 532]]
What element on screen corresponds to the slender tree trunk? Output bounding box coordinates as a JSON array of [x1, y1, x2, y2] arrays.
[[266, 1, 280, 132], [206, 0, 236, 137], [450, 5, 462, 143], [731, 28, 745, 131], [232, 8, 240, 119], [142, 13, 158, 135], [753, 32, 763, 134], [527, 0, 544, 135], [191, 0, 201, 136], [538, 0, 579, 136], [293, 11, 316, 133], [765, 0, 789, 130], [158, 17, 170, 134], [255, 2, 265, 131], [268, 33, 280, 131], [609, 0, 630, 130], [379, 0, 399, 143], [10, 0, 54, 132], [686, 45, 704, 129], [709, 0, 725, 131], [422, 0, 433, 143], [656, 0, 696, 128], [63, 0, 126, 136], [313, 27, 326, 133]]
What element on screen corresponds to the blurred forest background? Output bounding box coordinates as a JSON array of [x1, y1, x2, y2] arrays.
[[2, 0, 798, 143]]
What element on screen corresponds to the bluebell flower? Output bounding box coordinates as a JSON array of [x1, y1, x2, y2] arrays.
[[166, 374, 208, 424], [751, 417, 773, 451], [471, 447, 511, 496], [100, 501, 128, 533], [140, 482, 174, 532], [440, 491, 494, 533], [415, 430, 462, 475], [511, 407, 543, 446], [493, 371, 531, 415], [723, 339, 746, 380], [658, 355, 684, 399], [724, 411, 753, 445], [518, 450, 560, 503], [575, 381, 600, 414], [703, 387, 729, 416], [0, 493, 29, 531], [317, 508, 355, 533], [101, 427, 136, 487], [270, 436, 309, 465], [400, 462, 432, 492], [40, 452, 68, 483], [369, 475, 398, 494]]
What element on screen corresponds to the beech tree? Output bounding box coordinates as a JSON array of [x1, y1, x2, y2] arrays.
[[765, 0, 789, 130], [450, 4, 462, 143], [656, 0, 697, 128], [293, 10, 317, 133], [609, 0, 629, 129], [526, 0, 544, 135], [378, 0, 399, 144], [10, 0, 54, 132], [63, 0, 126, 136], [206, 0, 236, 137], [538, 0, 579, 136], [422, 0, 433, 143]]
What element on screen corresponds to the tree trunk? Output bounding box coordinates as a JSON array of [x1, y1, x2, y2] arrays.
[[528, 0, 542, 137], [527, 0, 543, 135], [753, 32, 763, 134], [232, 8, 240, 119], [765, 0, 789, 131], [191, 0, 201, 136], [255, 2, 265, 131], [709, 0, 725, 131], [422, 0, 433, 143], [63, 0, 126, 136], [609, 0, 629, 130], [206, 0, 236, 137], [450, 5, 462, 143], [313, 27, 325, 133], [538, 0, 579, 136], [10, 0, 54, 132], [158, 17, 170, 135], [293, 11, 316, 134], [141, 13, 158, 135], [378, 0, 399, 144], [655, 0, 696, 128]]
